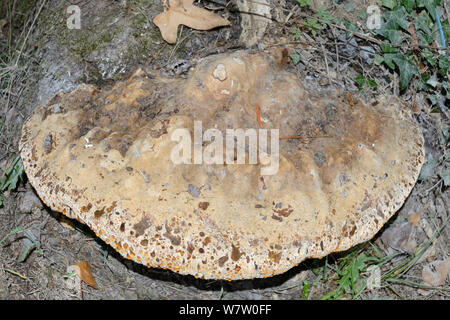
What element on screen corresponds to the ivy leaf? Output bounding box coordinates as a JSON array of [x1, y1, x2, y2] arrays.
[[428, 93, 438, 104], [401, 0, 416, 12], [374, 54, 384, 65], [438, 55, 450, 76], [394, 54, 418, 89], [385, 53, 418, 89], [381, 0, 396, 9], [441, 167, 450, 187], [414, 13, 432, 36], [417, 0, 439, 20], [376, 27, 403, 44], [384, 6, 410, 31], [426, 75, 439, 87], [380, 43, 399, 53], [376, 6, 411, 44], [383, 53, 396, 69], [421, 48, 436, 66]]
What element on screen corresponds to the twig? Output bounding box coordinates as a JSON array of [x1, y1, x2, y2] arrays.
[[279, 135, 331, 140], [161, 0, 169, 10], [320, 41, 331, 85], [256, 105, 263, 128]]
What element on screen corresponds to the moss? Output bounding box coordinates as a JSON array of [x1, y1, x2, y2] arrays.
[[35, 0, 192, 83], [127, 0, 189, 63]]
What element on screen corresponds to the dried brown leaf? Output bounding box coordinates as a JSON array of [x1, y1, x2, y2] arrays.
[[75, 261, 98, 289], [381, 221, 416, 252], [153, 0, 230, 44], [407, 204, 428, 227], [422, 259, 450, 287]]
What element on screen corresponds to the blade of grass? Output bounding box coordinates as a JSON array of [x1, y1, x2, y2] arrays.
[[382, 213, 450, 280], [4, 268, 27, 279], [0, 226, 24, 245]]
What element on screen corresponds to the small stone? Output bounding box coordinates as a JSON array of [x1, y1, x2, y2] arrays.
[[213, 64, 227, 81], [18, 190, 43, 214], [188, 184, 201, 198], [360, 46, 375, 65]]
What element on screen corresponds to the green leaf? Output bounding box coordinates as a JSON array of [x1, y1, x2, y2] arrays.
[[374, 54, 384, 65], [376, 6, 411, 44], [291, 28, 301, 40], [419, 157, 437, 180], [421, 48, 436, 66], [296, 0, 313, 7], [290, 52, 301, 65], [355, 74, 377, 88], [418, 74, 430, 90], [317, 6, 334, 25], [384, 6, 410, 31], [380, 43, 399, 53], [441, 167, 450, 187], [414, 13, 432, 36], [438, 55, 450, 71], [302, 281, 310, 300], [426, 75, 439, 87], [417, 0, 438, 20], [376, 26, 403, 44], [380, 0, 396, 9], [391, 53, 418, 89], [442, 127, 450, 142], [401, 0, 416, 12], [383, 53, 396, 69], [302, 18, 323, 36], [428, 93, 438, 104]]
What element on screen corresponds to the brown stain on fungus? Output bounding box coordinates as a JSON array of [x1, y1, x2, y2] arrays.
[[133, 216, 152, 238], [231, 244, 244, 261], [218, 255, 228, 267], [163, 223, 181, 246], [94, 207, 105, 218], [81, 203, 92, 213], [268, 251, 281, 264], [198, 202, 209, 210]]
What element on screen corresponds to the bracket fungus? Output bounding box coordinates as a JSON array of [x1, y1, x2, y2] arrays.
[[20, 50, 425, 280]]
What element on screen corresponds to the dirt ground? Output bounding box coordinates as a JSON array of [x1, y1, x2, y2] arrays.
[[0, 0, 448, 300]]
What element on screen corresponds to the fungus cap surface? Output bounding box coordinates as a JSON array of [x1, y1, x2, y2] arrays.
[[20, 50, 425, 280]]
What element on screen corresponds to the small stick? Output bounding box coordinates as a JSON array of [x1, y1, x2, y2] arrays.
[[256, 105, 263, 128], [279, 135, 331, 140], [161, 0, 169, 9]]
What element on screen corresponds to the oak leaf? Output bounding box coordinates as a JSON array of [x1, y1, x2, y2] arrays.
[[153, 0, 230, 44], [70, 261, 98, 289]]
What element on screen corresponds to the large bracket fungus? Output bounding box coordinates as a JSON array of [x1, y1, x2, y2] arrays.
[[20, 50, 425, 280]]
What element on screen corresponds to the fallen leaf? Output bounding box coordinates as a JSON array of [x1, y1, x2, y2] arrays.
[[407, 204, 429, 227], [72, 261, 98, 289], [422, 259, 450, 287], [366, 265, 381, 290], [381, 220, 416, 253], [153, 0, 230, 44], [347, 92, 354, 106]]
